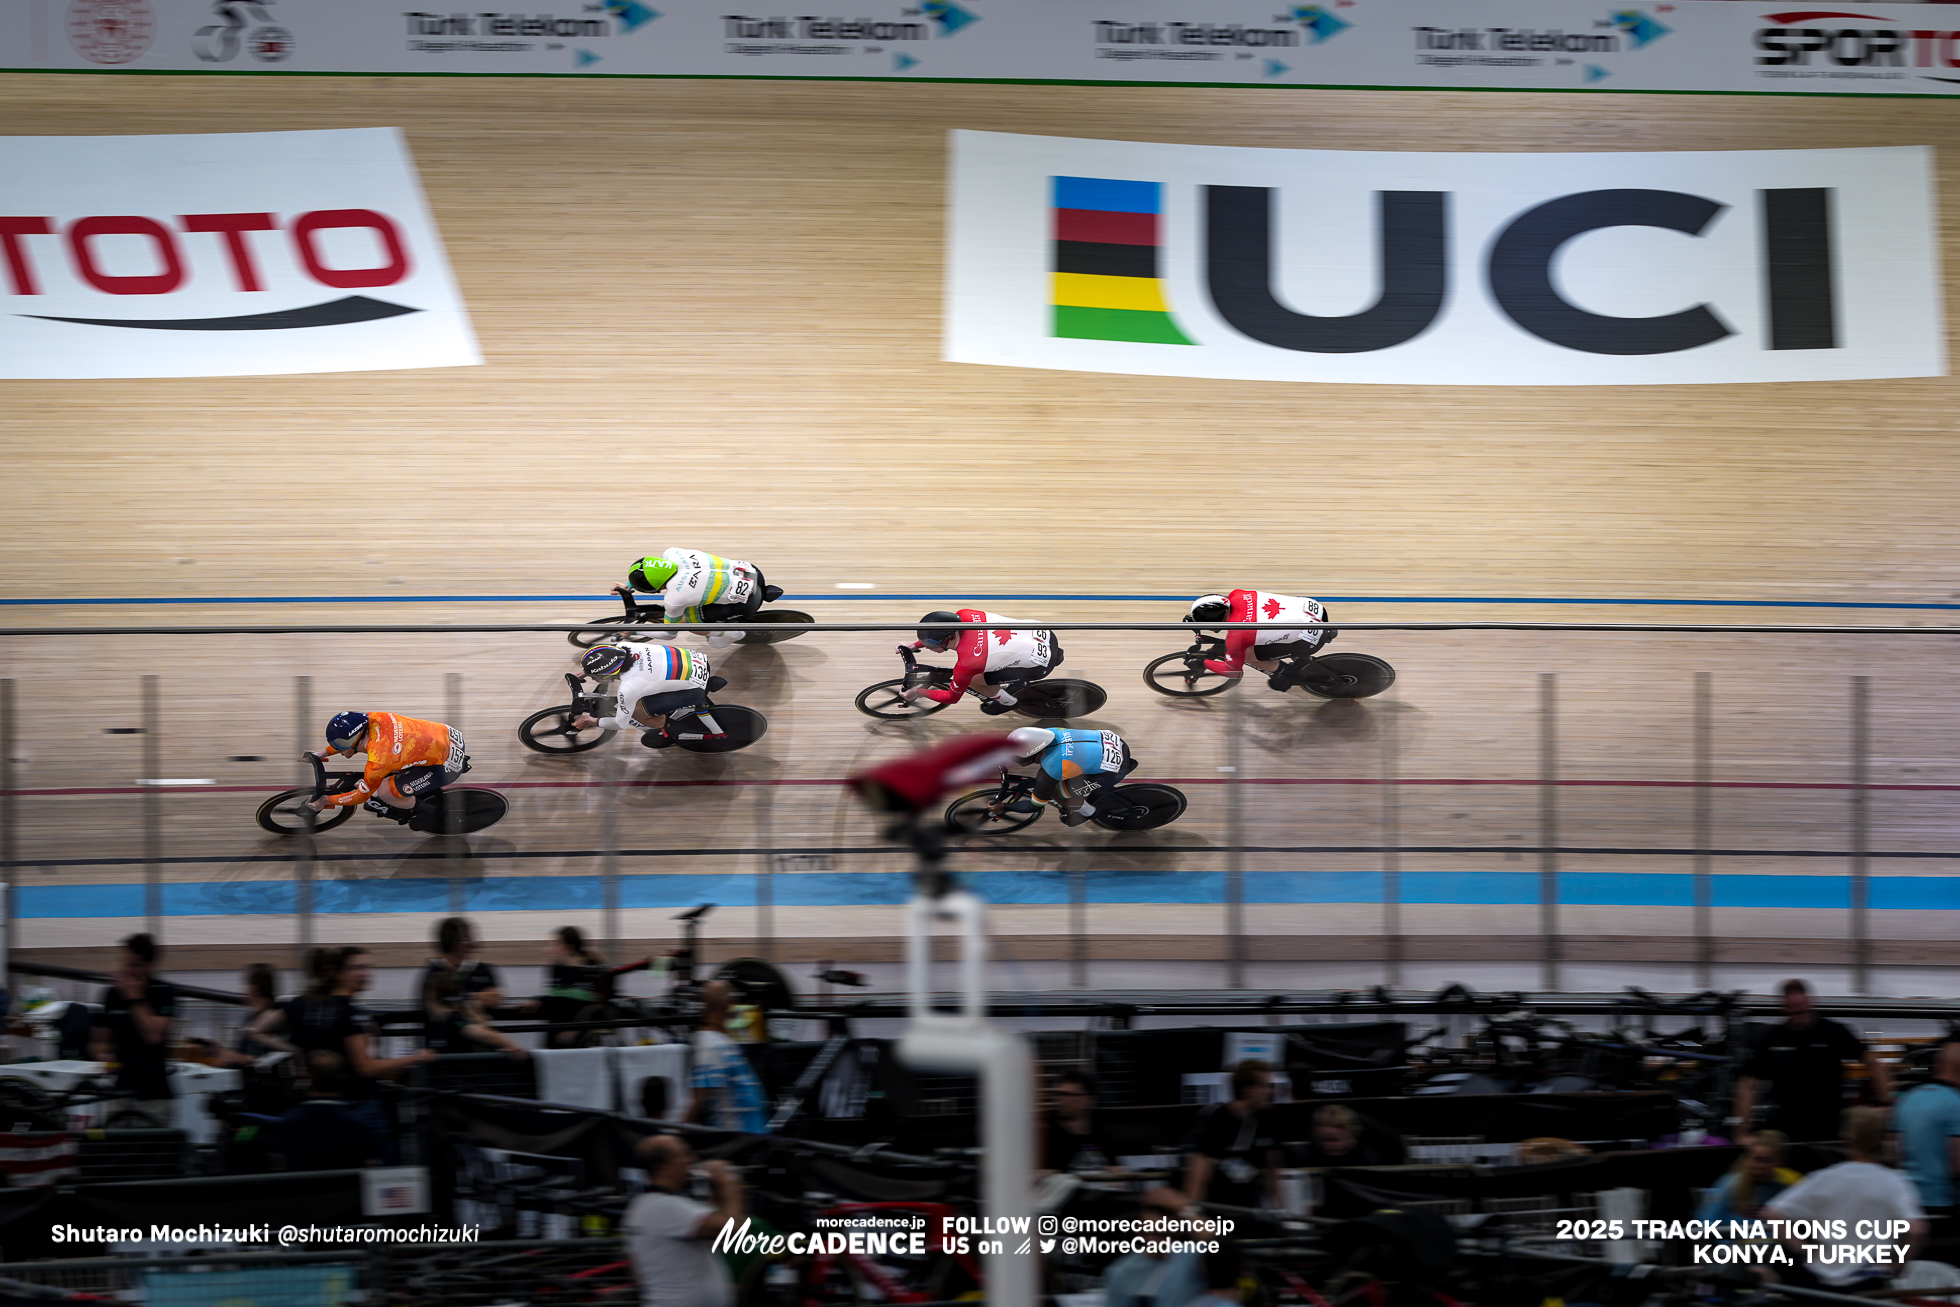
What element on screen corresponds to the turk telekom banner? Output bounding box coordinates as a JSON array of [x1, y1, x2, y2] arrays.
[[943, 132, 1945, 387], [0, 128, 479, 378], [18, 0, 1960, 95]]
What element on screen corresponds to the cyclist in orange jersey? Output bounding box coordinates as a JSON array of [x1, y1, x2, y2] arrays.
[[306, 711, 468, 825]]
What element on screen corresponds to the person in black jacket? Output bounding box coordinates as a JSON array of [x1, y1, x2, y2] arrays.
[[90, 933, 176, 1128], [283, 947, 434, 1163], [273, 1051, 379, 1172], [1183, 1061, 1279, 1212]]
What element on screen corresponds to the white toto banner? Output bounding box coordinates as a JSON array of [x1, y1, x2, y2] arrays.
[[0, 128, 479, 379], [944, 131, 1945, 386]]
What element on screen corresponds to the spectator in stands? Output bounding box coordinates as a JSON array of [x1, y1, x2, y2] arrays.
[[422, 971, 530, 1060], [1733, 979, 1891, 1143], [1102, 1191, 1205, 1307], [1892, 1041, 1960, 1221], [284, 946, 435, 1163], [534, 926, 651, 1049], [1294, 1104, 1392, 1169], [1183, 1060, 1280, 1212], [273, 1050, 379, 1171], [1696, 1130, 1799, 1222], [1041, 1069, 1127, 1177], [1765, 1106, 1924, 1290], [687, 980, 768, 1134], [90, 932, 177, 1128], [623, 1133, 744, 1307], [1186, 1241, 1245, 1307], [424, 916, 502, 1017], [199, 964, 295, 1068]]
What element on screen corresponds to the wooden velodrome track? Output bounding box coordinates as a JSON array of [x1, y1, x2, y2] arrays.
[[2, 73, 1959, 992]]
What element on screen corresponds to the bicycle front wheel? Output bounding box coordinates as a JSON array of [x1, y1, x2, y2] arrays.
[[945, 789, 1042, 834], [1143, 651, 1239, 698], [854, 679, 951, 720], [256, 789, 355, 836], [519, 704, 614, 754]]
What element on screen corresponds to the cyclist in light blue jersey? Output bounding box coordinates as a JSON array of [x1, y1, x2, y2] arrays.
[[1005, 726, 1138, 828]]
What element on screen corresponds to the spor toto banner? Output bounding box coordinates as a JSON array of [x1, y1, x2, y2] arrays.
[[16, 0, 1960, 96], [943, 132, 1945, 387], [0, 128, 479, 379]]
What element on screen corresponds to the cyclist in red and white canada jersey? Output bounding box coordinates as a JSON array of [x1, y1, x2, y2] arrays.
[[1192, 590, 1338, 690], [903, 609, 1063, 716]]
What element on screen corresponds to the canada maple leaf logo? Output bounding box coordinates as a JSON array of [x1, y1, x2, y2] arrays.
[[1262, 598, 1283, 618], [993, 630, 1013, 645]]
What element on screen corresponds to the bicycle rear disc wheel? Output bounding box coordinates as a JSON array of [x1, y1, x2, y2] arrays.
[[674, 704, 767, 753], [1300, 652, 1397, 700], [413, 787, 508, 834], [1012, 678, 1107, 719], [737, 610, 815, 644], [1143, 651, 1239, 698], [1094, 783, 1187, 831], [854, 678, 951, 720], [256, 789, 355, 836], [945, 789, 1043, 834], [518, 704, 615, 754]]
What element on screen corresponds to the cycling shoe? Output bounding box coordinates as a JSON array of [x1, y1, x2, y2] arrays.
[[641, 731, 675, 749]]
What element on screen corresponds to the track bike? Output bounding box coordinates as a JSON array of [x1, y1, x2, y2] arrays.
[[1143, 631, 1396, 700], [255, 752, 508, 836], [563, 570, 815, 649], [518, 672, 769, 755], [943, 767, 1187, 834], [855, 646, 1108, 720]]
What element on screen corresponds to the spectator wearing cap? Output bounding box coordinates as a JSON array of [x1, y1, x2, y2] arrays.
[[1733, 979, 1891, 1143]]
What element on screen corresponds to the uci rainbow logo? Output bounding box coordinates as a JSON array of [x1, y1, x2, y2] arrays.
[[1049, 176, 1194, 346]]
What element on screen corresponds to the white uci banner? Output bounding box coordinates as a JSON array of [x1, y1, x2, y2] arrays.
[[15, 0, 1960, 96], [943, 132, 1944, 387], [0, 128, 479, 378]]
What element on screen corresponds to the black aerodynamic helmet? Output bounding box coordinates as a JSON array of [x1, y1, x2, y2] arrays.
[[581, 644, 635, 680], [1186, 594, 1231, 624], [916, 611, 963, 645]]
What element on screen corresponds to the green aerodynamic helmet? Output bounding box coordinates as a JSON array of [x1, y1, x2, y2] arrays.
[[628, 557, 680, 593]]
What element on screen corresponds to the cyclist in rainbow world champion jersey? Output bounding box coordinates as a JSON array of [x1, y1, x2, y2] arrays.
[[571, 642, 727, 748], [308, 712, 466, 825], [1005, 726, 1136, 828], [903, 609, 1064, 716], [615, 549, 778, 649]]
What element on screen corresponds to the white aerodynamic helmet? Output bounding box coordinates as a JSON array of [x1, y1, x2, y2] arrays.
[[1007, 727, 1056, 759]]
